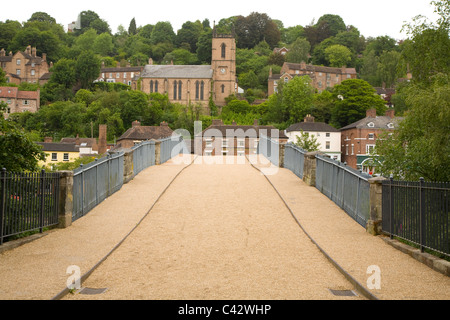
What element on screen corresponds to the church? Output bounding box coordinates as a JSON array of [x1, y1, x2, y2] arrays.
[[134, 29, 237, 112]]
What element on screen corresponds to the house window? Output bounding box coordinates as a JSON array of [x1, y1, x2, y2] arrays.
[[109, 73, 112, 78], [31, 62, 35, 67], [116, 73, 120, 78], [63, 153, 69, 161], [16, 69, 21, 75], [351, 144, 354, 155], [23, 100, 29, 105], [51, 153, 57, 161], [326, 141, 330, 149], [326, 133, 330, 137], [237, 139, 245, 148], [123, 72, 127, 78], [366, 144, 375, 155], [368, 133, 375, 140], [31, 70, 35, 76], [345, 145, 349, 155], [16, 59, 21, 65]]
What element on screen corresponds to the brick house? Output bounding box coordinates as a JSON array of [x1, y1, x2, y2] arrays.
[[268, 61, 357, 95], [113, 121, 174, 149], [96, 63, 144, 86], [36, 139, 80, 167], [285, 115, 341, 161], [135, 29, 237, 111], [0, 87, 40, 118], [340, 108, 402, 174], [0, 46, 50, 85], [198, 119, 288, 156]]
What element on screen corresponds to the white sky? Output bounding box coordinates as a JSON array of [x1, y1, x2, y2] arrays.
[[0, 0, 439, 41]]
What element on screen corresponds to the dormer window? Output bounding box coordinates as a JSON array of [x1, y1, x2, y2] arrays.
[[387, 123, 394, 129], [367, 122, 375, 128]]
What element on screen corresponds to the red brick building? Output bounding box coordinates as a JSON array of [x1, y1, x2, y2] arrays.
[[340, 109, 402, 174], [0, 87, 40, 118]]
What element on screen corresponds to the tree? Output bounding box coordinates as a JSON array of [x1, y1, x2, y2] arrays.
[[331, 79, 387, 128], [285, 38, 310, 63], [316, 14, 347, 38], [28, 12, 56, 24], [294, 130, 320, 152], [128, 18, 137, 35], [281, 75, 315, 124], [375, 74, 450, 181], [234, 12, 280, 49], [151, 21, 176, 45], [176, 20, 203, 53], [0, 103, 46, 172], [324, 44, 352, 67], [75, 51, 101, 89]]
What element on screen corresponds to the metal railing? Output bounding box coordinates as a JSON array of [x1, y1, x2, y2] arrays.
[[258, 134, 279, 166], [382, 178, 449, 257], [0, 169, 60, 245], [316, 154, 371, 227], [72, 152, 124, 222], [159, 135, 186, 164], [284, 143, 306, 179], [132, 140, 156, 176]]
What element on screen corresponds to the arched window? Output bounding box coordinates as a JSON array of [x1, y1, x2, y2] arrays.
[[155, 80, 158, 93], [178, 81, 182, 100], [221, 43, 226, 59], [221, 84, 225, 93], [150, 80, 154, 93], [173, 81, 178, 100], [200, 81, 204, 100], [195, 81, 200, 100]]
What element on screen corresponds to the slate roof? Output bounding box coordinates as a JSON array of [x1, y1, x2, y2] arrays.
[[286, 122, 339, 133], [101, 66, 143, 73], [36, 142, 79, 152], [141, 65, 213, 79], [340, 115, 403, 131], [284, 62, 357, 75]]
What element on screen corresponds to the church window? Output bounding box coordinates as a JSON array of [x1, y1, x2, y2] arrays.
[[221, 43, 226, 59], [221, 84, 225, 93], [178, 81, 182, 100], [173, 81, 178, 100]]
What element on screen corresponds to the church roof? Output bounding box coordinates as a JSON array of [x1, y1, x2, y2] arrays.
[[140, 65, 213, 79]]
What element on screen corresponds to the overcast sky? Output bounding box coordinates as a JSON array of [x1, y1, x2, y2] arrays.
[[1, 0, 439, 40]]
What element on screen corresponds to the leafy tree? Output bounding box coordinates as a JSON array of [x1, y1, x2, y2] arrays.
[[285, 38, 311, 63], [75, 51, 101, 89], [176, 20, 203, 53], [196, 28, 212, 63], [324, 44, 352, 67], [0, 103, 46, 172], [0, 20, 22, 51], [28, 12, 56, 24], [294, 130, 320, 152], [93, 32, 114, 56], [376, 50, 403, 88], [316, 14, 347, 38], [234, 12, 280, 49], [281, 75, 315, 123], [375, 74, 450, 181], [151, 21, 176, 45], [282, 25, 305, 44], [331, 79, 387, 128]]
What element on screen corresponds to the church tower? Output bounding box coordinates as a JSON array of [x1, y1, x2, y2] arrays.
[[211, 27, 237, 107]]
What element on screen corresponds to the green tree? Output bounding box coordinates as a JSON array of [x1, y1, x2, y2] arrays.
[[0, 104, 46, 172], [324, 44, 352, 67], [331, 79, 387, 128], [93, 32, 114, 56], [282, 76, 315, 124], [128, 18, 137, 35], [285, 38, 311, 63], [151, 21, 176, 45], [294, 130, 320, 152], [375, 74, 450, 181], [75, 51, 101, 89]]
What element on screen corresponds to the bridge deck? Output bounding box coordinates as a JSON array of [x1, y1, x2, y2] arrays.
[[0, 156, 448, 300]]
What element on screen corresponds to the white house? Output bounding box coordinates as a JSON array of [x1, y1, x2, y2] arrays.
[[285, 115, 341, 161]]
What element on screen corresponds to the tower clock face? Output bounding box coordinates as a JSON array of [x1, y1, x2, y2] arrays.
[[220, 68, 226, 74]]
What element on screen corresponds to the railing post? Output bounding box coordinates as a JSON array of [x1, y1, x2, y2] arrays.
[[39, 169, 45, 233], [0, 168, 6, 245], [389, 175, 394, 240], [419, 177, 425, 253]]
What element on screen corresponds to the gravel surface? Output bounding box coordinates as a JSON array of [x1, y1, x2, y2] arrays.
[[0, 155, 448, 300]]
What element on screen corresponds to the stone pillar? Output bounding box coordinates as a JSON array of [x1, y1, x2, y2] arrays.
[[366, 176, 386, 235], [154, 140, 161, 165], [122, 149, 134, 184], [303, 151, 320, 186], [98, 124, 107, 155], [278, 143, 286, 168], [58, 171, 73, 229]]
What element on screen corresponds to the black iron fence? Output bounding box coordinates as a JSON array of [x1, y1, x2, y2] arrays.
[[0, 169, 61, 245], [382, 178, 449, 257]]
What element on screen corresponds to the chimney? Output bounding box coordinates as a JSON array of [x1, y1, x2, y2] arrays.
[[300, 61, 306, 70], [101, 61, 105, 68], [160, 121, 168, 127], [32, 47, 36, 57], [385, 109, 395, 119], [0, 48, 5, 57], [132, 120, 141, 127], [98, 124, 107, 155], [366, 109, 377, 118], [253, 119, 259, 126], [42, 53, 47, 61], [269, 67, 272, 77], [149, 58, 153, 65], [26, 45, 31, 55], [232, 120, 237, 125], [304, 114, 315, 123], [212, 119, 223, 126], [44, 137, 53, 143], [75, 134, 80, 146]]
